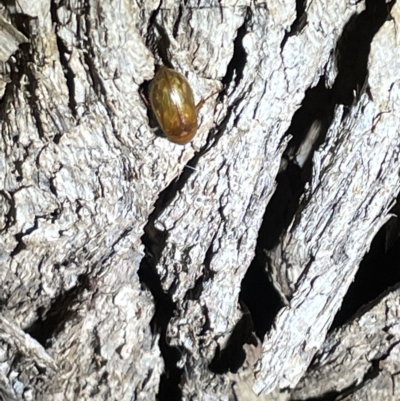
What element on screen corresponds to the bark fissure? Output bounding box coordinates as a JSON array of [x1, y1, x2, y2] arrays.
[[147, 4, 173, 69], [0, 190, 15, 233], [332, 216, 400, 329], [172, 4, 183, 40], [26, 274, 92, 347], [81, 0, 105, 101], [137, 81, 248, 399], [183, 231, 217, 302], [51, 0, 77, 119], [140, 93, 253, 393], [10, 213, 42, 257], [281, 0, 308, 49], [240, 258, 282, 341], [138, 232, 182, 400], [220, 7, 250, 92], [332, 0, 395, 107], [249, 0, 395, 305], [79, 0, 123, 146], [2, 0, 400, 399], [209, 303, 257, 374], [23, 53, 46, 140], [240, 76, 334, 325]]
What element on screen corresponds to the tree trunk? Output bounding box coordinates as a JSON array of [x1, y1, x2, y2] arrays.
[[1, 1, 399, 400]]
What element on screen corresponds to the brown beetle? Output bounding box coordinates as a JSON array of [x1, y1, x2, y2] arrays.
[[149, 66, 208, 145]]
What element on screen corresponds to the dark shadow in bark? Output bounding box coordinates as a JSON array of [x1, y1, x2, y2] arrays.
[[327, 0, 396, 330], [221, 7, 251, 90], [50, 0, 77, 120], [239, 260, 282, 342], [25, 273, 92, 346], [281, 0, 308, 49], [331, 217, 400, 330], [209, 302, 257, 374], [184, 233, 216, 301], [138, 202, 182, 401], [332, 0, 395, 108], [263, 77, 334, 252], [241, 0, 396, 344], [139, 6, 254, 386], [297, 353, 383, 400], [137, 141, 224, 400], [291, 391, 339, 401], [240, 77, 334, 341]]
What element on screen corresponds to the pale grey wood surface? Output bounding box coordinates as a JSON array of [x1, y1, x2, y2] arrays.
[[0, 1, 399, 400], [292, 285, 400, 401]]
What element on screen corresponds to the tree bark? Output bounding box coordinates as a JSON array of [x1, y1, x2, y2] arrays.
[[0, 1, 399, 400]]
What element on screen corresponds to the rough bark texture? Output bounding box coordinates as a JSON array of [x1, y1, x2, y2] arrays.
[[292, 284, 400, 401], [0, 0, 399, 400]]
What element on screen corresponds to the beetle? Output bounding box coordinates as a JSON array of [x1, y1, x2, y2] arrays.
[[148, 66, 210, 145]]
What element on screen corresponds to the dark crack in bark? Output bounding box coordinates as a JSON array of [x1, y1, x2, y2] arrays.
[[50, 0, 77, 119], [137, 9, 253, 391], [281, 0, 308, 49], [138, 214, 182, 400], [25, 274, 92, 347], [79, 0, 121, 145], [0, 190, 16, 232], [10, 213, 41, 257], [220, 6, 251, 94], [332, 0, 395, 108], [209, 302, 257, 374], [332, 214, 400, 330], [242, 0, 396, 337]]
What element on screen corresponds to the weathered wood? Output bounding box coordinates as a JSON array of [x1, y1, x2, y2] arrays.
[[292, 285, 400, 401], [0, 13, 27, 62], [0, 0, 399, 400], [254, 1, 400, 394]]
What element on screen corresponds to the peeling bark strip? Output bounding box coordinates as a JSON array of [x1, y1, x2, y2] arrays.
[[0, 0, 400, 401], [0, 14, 27, 62], [293, 284, 400, 400], [254, 0, 400, 394]]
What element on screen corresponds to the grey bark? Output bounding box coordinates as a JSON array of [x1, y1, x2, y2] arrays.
[[0, 0, 399, 401]]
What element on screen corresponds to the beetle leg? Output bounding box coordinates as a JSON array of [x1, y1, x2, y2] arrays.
[[195, 90, 219, 113], [140, 89, 150, 107]]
